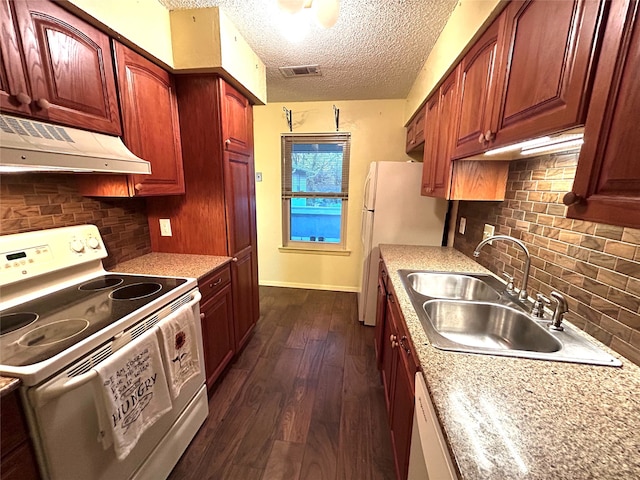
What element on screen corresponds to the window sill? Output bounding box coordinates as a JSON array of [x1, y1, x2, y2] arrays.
[[278, 246, 352, 256]]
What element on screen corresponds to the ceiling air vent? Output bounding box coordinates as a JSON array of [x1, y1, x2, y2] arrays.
[[279, 65, 322, 78]]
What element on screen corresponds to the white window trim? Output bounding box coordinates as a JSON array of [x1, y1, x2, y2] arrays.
[[281, 133, 351, 251]]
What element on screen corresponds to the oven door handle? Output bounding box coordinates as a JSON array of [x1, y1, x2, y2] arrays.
[[29, 290, 202, 409]]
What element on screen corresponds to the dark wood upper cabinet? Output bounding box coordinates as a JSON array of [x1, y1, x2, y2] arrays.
[[452, 15, 506, 159], [112, 41, 185, 196], [7, 0, 121, 135], [405, 104, 426, 153], [220, 81, 253, 156], [492, 0, 606, 147], [567, 0, 640, 228], [0, 0, 31, 115], [77, 42, 185, 197], [422, 68, 459, 198]]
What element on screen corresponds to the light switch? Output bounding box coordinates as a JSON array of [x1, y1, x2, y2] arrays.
[[256, 172, 263, 182], [159, 219, 172, 237], [483, 224, 495, 244]]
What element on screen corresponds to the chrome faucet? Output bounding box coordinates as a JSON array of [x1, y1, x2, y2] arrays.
[[473, 235, 531, 301]]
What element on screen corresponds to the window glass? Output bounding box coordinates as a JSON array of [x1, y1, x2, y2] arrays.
[[282, 134, 351, 249]]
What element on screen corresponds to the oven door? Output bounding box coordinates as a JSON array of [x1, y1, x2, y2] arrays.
[[23, 290, 207, 480]]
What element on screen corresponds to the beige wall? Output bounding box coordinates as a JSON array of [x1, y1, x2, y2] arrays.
[[404, 0, 505, 124], [65, 0, 174, 67], [254, 100, 412, 291]]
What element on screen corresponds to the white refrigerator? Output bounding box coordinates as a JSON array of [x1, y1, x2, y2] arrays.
[[357, 161, 448, 326]]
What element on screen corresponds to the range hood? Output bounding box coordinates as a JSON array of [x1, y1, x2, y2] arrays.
[[0, 114, 151, 175]]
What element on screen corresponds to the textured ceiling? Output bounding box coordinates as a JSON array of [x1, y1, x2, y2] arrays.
[[157, 0, 458, 102]]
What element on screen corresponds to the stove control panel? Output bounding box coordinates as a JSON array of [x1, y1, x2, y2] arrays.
[[0, 225, 107, 288]]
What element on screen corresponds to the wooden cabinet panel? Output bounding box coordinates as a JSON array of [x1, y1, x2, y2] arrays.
[[232, 248, 257, 352], [220, 81, 253, 156], [0, 0, 31, 115], [453, 16, 505, 159], [493, 0, 605, 147], [200, 283, 235, 392], [375, 259, 388, 369], [9, 0, 120, 135], [406, 104, 426, 153], [224, 152, 256, 256], [1, 390, 41, 480], [567, 0, 640, 228], [113, 42, 185, 196], [420, 95, 439, 194]]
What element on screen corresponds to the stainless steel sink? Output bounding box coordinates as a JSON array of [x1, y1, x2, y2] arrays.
[[423, 300, 561, 353], [406, 272, 500, 301], [398, 270, 622, 366]]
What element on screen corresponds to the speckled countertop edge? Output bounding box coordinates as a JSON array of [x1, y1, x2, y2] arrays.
[[110, 252, 232, 280], [380, 244, 640, 480], [0, 376, 20, 396]]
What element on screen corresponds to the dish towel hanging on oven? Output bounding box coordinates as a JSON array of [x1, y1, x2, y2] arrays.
[[157, 305, 201, 399], [93, 327, 172, 461]]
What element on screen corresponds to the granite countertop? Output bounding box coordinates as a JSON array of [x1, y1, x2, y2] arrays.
[[0, 375, 20, 396], [110, 252, 231, 280], [380, 244, 640, 480]]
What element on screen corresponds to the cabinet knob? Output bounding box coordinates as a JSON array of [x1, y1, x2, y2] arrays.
[[15, 92, 32, 105], [209, 278, 222, 288], [484, 129, 494, 142], [232, 257, 238, 262], [200, 313, 205, 320], [35, 98, 51, 110], [478, 133, 485, 144], [562, 192, 585, 207], [134, 183, 143, 191], [225, 139, 231, 147]]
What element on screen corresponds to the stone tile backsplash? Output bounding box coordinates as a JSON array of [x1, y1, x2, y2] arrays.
[[454, 151, 640, 366], [0, 174, 150, 269]]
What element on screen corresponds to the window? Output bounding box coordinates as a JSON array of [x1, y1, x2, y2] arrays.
[[282, 133, 351, 250]]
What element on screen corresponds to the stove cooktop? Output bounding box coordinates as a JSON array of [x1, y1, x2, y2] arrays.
[[0, 273, 186, 367]]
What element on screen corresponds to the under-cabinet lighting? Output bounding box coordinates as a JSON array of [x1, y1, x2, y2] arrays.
[[483, 137, 551, 156], [520, 135, 584, 155]]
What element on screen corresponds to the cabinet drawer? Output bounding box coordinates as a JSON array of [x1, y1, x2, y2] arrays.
[[198, 264, 231, 303]]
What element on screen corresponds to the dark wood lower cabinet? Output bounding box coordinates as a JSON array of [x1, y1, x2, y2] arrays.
[[0, 390, 41, 480], [377, 257, 418, 480], [198, 265, 235, 393], [231, 249, 257, 352]]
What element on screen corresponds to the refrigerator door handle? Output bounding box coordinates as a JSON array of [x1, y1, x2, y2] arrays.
[[363, 167, 374, 210], [361, 210, 367, 246]]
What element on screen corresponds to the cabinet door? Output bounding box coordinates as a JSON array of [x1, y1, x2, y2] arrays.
[[0, 0, 31, 114], [567, 0, 640, 228], [220, 80, 253, 156], [453, 15, 506, 159], [11, 0, 121, 135], [231, 248, 258, 352], [390, 354, 415, 480], [375, 260, 388, 369], [493, 0, 605, 147], [200, 284, 235, 392], [406, 104, 425, 153], [431, 70, 459, 198], [114, 42, 185, 196], [224, 151, 257, 256], [380, 295, 397, 417], [420, 95, 440, 195]]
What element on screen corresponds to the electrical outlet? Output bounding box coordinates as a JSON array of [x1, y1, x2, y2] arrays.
[[159, 219, 172, 237], [256, 172, 263, 182], [459, 217, 466, 234], [483, 224, 495, 244]]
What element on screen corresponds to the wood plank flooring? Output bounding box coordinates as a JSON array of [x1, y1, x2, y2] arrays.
[[169, 286, 396, 480]]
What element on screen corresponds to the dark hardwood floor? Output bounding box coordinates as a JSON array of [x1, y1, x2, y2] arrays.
[[169, 286, 396, 480]]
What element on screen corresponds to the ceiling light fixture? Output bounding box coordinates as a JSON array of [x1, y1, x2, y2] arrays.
[[277, 0, 340, 29]]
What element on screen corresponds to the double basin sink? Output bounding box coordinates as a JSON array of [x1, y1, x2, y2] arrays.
[[399, 270, 621, 366]]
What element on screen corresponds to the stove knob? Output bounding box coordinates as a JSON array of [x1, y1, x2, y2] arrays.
[[70, 239, 85, 253], [87, 237, 100, 249]]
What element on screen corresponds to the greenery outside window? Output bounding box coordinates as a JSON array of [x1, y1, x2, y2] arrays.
[[281, 133, 351, 251]]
